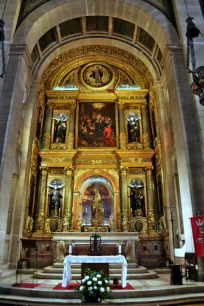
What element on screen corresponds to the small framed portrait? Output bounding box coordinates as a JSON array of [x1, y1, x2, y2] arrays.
[[77, 102, 117, 148]]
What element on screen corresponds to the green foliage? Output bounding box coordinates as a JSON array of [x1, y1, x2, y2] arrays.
[[76, 268, 111, 303]]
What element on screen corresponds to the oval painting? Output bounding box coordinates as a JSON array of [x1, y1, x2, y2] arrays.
[[50, 220, 58, 232], [134, 220, 143, 232]]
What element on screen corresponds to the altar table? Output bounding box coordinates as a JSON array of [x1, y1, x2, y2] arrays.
[[62, 255, 127, 288]]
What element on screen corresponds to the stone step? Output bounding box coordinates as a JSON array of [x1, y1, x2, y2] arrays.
[[6, 283, 204, 305], [43, 266, 148, 274], [34, 270, 157, 280]]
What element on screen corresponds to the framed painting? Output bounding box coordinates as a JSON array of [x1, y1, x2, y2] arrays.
[[77, 102, 117, 148]]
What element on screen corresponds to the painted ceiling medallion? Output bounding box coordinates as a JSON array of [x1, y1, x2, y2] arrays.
[[81, 62, 114, 90]]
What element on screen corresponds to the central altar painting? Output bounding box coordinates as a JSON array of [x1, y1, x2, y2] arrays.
[[77, 102, 116, 147]]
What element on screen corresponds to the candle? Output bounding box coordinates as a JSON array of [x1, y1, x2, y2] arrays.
[[69, 244, 72, 254], [86, 208, 87, 213], [118, 244, 121, 254]]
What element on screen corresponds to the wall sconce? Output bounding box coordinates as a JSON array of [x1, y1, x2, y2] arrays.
[[184, 0, 204, 105]]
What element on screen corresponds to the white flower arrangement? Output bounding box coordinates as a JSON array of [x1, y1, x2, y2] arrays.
[[76, 268, 111, 302]]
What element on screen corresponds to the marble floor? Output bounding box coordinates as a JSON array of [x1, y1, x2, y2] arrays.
[[0, 269, 204, 305]]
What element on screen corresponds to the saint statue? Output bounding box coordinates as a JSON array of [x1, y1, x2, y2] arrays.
[[130, 181, 145, 217], [91, 188, 104, 226], [90, 66, 103, 84], [127, 113, 140, 143], [49, 185, 62, 217], [54, 113, 67, 143]]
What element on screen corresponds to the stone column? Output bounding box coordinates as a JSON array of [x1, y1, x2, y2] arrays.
[[63, 167, 73, 231], [118, 102, 126, 149], [67, 103, 76, 149], [149, 91, 160, 145], [34, 167, 48, 234], [0, 45, 30, 266], [120, 166, 129, 232], [156, 44, 204, 257], [43, 103, 54, 149], [141, 103, 151, 149], [146, 167, 156, 233]]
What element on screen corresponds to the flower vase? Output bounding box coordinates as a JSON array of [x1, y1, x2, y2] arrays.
[[83, 293, 101, 303]]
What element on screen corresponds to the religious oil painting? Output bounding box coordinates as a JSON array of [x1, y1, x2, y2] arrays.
[[77, 102, 116, 147]]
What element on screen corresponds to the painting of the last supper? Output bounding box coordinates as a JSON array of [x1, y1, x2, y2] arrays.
[[77, 102, 116, 147]]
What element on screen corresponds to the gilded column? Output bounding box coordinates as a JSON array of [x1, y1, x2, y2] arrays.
[[146, 167, 156, 233], [43, 103, 54, 149], [67, 103, 76, 150], [120, 166, 129, 232], [118, 102, 126, 149], [63, 167, 73, 231], [141, 103, 151, 149], [34, 167, 48, 234]]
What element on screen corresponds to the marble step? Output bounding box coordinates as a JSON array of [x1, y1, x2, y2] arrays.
[[34, 270, 157, 280], [43, 266, 148, 274]]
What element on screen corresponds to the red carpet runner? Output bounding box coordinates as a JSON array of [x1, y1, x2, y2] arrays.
[[54, 282, 135, 290]]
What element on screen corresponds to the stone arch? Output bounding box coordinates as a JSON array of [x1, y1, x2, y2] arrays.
[[14, 0, 179, 53], [35, 39, 160, 83]]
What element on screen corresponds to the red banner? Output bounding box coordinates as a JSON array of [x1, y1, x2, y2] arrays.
[[190, 216, 204, 256]]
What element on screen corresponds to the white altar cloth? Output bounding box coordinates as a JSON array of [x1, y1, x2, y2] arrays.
[[62, 255, 128, 288]]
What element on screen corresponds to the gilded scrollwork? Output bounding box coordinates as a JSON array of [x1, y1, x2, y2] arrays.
[[36, 209, 44, 231], [119, 133, 126, 149], [74, 169, 90, 183], [62, 210, 73, 231], [67, 133, 74, 149], [127, 143, 143, 150], [43, 46, 151, 88], [108, 216, 115, 232], [148, 211, 156, 231], [51, 143, 68, 150], [121, 210, 129, 232], [159, 210, 168, 233], [143, 132, 150, 149], [105, 169, 119, 184], [75, 159, 118, 165], [44, 218, 52, 235], [76, 217, 82, 232], [24, 215, 34, 236], [43, 133, 51, 149]]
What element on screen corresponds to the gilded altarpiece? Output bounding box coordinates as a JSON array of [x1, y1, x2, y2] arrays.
[[23, 57, 169, 267]]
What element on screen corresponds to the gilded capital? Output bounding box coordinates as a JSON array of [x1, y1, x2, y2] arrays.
[[118, 102, 125, 110], [120, 166, 128, 175], [64, 166, 73, 176], [47, 102, 55, 110], [70, 103, 76, 111], [141, 103, 147, 110], [146, 167, 153, 174], [39, 166, 48, 176]]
